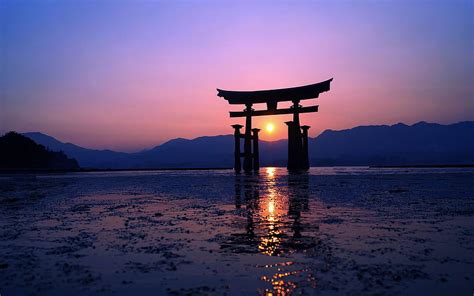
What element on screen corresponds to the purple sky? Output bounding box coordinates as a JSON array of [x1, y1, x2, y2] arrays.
[[1, 0, 473, 151]]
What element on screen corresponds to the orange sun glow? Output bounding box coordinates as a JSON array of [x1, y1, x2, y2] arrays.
[[266, 123, 274, 133]]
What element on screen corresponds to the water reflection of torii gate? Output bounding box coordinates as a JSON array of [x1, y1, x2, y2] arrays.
[[218, 78, 333, 172]]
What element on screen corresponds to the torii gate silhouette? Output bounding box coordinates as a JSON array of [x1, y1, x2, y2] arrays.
[[218, 78, 333, 173]]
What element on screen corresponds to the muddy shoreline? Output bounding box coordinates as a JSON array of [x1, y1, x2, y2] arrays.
[[1, 168, 473, 295]]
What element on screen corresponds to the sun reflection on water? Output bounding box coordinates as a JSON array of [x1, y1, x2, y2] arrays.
[[232, 168, 316, 295], [258, 262, 315, 296], [258, 193, 282, 256], [268, 200, 275, 215], [258, 167, 284, 256], [266, 167, 276, 178]]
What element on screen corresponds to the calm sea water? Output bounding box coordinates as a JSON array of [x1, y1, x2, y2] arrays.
[[0, 167, 473, 295]]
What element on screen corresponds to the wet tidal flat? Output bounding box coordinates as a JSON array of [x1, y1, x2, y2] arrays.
[[0, 167, 473, 295]]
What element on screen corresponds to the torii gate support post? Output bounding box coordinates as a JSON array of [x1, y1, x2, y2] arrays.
[[285, 121, 296, 170], [301, 125, 310, 170], [232, 124, 243, 173], [292, 100, 303, 169], [251, 128, 260, 171], [243, 103, 253, 173]]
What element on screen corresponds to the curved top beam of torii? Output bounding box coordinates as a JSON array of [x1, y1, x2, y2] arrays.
[[217, 78, 333, 105]]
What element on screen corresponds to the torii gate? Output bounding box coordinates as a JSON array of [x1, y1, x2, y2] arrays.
[[218, 78, 333, 173]]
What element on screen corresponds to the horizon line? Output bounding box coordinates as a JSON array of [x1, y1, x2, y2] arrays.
[[4, 119, 471, 154]]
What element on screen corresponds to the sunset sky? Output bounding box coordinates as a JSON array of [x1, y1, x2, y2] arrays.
[[1, 0, 473, 151]]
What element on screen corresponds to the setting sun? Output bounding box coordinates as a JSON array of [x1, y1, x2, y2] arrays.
[[266, 123, 275, 133]]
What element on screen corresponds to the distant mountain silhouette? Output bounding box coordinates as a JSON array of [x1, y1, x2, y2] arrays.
[[309, 121, 474, 166], [23, 132, 127, 168], [23, 121, 474, 168], [131, 136, 235, 168], [0, 132, 79, 170]]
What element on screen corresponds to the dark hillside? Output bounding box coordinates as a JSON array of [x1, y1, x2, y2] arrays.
[[0, 132, 79, 170]]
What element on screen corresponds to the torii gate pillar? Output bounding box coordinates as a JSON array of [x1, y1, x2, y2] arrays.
[[251, 128, 260, 171], [231, 124, 243, 173], [243, 104, 253, 172], [301, 125, 310, 170]]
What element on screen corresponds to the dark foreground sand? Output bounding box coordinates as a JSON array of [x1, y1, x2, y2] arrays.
[[0, 167, 473, 295]]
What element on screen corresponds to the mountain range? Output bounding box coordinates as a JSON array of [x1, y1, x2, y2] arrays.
[[23, 121, 474, 169]]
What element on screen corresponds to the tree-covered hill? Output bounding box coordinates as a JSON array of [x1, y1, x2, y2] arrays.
[[0, 132, 79, 170]]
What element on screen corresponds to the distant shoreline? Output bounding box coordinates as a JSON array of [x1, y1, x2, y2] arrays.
[[0, 167, 234, 174], [370, 164, 474, 168], [1, 164, 474, 174]]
